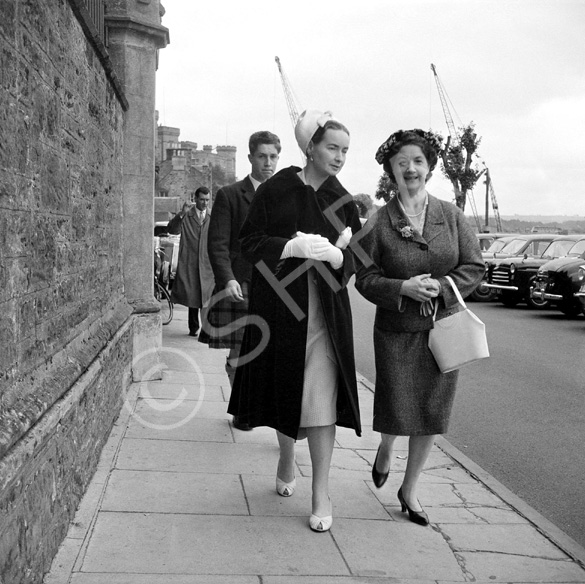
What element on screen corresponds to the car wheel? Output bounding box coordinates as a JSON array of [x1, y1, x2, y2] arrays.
[[526, 281, 550, 310], [469, 282, 496, 302], [560, 300, 582, 318], [501, 291, 520, 307]]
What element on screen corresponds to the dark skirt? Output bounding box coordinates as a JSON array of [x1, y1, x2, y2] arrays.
[[199, 282, 249, 349], [373, 326, 459, 435]]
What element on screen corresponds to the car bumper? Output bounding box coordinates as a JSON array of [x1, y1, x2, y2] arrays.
[[484, 284, 519, 291], [531, 289, 562, 301]]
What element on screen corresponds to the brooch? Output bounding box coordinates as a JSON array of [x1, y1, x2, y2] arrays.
[[397, 220, 414, 239]]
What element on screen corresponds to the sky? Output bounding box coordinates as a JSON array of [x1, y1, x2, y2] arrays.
[[155, 0, 585, 218]]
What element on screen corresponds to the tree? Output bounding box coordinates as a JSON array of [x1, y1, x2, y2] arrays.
[[438, 123, 483, 211], [353, 193, 374, 218], [374, 173, 399, 203]]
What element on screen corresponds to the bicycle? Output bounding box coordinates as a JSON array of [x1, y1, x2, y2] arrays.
[[154, 245, 173, 325]]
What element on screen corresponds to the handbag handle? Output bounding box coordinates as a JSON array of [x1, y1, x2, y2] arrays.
[[432, 275, 466, 321], [444, 275, 467, 309]]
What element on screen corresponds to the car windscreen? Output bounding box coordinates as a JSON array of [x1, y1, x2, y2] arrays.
[[567, 239, 585, 257], [499, 239, 527, 255], [487, 239, 509, 253], [540, 239, 578, 260]]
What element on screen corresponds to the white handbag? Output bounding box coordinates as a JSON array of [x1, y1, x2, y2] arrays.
[[428, 276, 489, 373]]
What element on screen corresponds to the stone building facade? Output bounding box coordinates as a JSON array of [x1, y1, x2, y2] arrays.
[[0, 1, 168, 582], [155, 124, 236, 219]]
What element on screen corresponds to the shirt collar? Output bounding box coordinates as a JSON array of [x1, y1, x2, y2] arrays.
[[248, 174, 262, 192]]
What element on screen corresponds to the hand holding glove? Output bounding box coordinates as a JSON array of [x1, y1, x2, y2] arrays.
[[281, 232, 330, 260], [313, 242, 344, 269]]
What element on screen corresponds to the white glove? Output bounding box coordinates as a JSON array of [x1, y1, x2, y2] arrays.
[[281, 231, 330, 259], [314, 242, 344, 269]]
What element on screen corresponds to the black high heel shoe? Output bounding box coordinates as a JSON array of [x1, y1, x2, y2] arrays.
[[371, 446, 389, 489], [397, 487, 429, 526]]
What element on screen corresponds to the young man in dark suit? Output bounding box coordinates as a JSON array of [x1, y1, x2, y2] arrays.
[[203, 131, 281, 430]]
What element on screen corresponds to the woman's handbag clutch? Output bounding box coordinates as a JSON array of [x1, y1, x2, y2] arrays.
[[428, 276, 489, 373]]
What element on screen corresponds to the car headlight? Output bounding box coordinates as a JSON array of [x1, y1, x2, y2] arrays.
[[578, 265, 585, 281], [509, 263, 516, 275]]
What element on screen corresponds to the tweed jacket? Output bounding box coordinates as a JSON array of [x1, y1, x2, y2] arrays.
[[355, 195, 485, 333], [208, 176, 256, 289]]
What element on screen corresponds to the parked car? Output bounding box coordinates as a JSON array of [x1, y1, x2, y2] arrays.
[[476, 232, 520, 252], [470, 235, 520, 301], [531, 237, 585, 317], [483, 235, 581, 308], [575, 268, 585, 314]]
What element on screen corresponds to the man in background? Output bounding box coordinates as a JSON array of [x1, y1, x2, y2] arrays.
[[171, 187, 214, 336], [201, 131, 281, 430], [166, 201, 191, 235]]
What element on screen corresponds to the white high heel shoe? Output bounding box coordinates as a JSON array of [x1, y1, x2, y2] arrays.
[[309, 497, 332, 532], [276, 476, 296, 497]]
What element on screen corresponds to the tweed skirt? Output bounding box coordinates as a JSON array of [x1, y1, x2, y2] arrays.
[[199, 282, 249, 349], [372, 326, 459, 435]]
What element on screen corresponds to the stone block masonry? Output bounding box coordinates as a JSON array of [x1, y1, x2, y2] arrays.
[[0, 0, 134, 582]]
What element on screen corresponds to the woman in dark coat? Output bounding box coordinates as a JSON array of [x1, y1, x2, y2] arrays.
[[228, 110, 362, 532], [355, 129, 484, 526]]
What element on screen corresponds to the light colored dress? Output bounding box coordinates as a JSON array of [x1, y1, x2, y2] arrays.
[[299, 268, 338, 428]]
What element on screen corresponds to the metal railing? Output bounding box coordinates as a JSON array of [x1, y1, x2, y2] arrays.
[[82, 0, 105, 43]]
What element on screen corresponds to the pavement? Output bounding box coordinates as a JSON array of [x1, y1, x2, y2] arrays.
[[45, 305, 585, 583]]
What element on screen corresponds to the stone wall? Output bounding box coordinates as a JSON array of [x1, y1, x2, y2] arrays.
[[0, 0, 133, 581]]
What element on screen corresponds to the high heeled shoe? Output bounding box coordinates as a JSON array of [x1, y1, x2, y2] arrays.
[[309, 498, 332, 533], [397, 487, 429, 526], [371, 446, 390, 489], [276, 476, 296, 497]]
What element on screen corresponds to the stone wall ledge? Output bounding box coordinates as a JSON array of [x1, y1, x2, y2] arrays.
[[0, 315, 134, 495], [0, 300, 134, 460], [105, 15, 170, 49]]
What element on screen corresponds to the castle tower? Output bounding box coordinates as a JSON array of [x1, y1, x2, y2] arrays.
[[216, 145, 237, 181], [157, 125, 180, 163]]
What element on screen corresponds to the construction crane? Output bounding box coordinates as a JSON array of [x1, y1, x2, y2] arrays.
[[484, 167, 503, 232], [431, 63, 502, 232], [430, 63, 459, 146], [275, 56, 301, 128]]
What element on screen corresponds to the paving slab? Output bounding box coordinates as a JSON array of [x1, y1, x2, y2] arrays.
[[138, 379, 224, 401], [331, 518, 465, 580], [115, 439, 280, 474], [125, 403, 233, 441], [431, 505, 530, 524], [264, 578, 435, 584], [71, 576, 259, 584], [100, 469, 249, 515], [456, 551, 585, 582], [81, 513, 350, 576], [444, 523, 570, 558]]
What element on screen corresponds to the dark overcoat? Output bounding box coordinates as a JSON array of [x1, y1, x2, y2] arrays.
[[207, 176, 256, 288], [227, 166, 363, 439], [355, 194, 485, 331], [202, 176, 256, 348], [170, 208, 214, 308]]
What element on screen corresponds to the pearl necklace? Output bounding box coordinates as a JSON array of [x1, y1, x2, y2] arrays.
[[398, 195, 428, 217]]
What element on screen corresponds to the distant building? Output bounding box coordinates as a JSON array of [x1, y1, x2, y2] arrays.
[[155, 120, 236, 220]]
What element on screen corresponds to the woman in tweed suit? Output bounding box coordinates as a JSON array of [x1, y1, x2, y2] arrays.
[[355, 129, 484, 525]]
